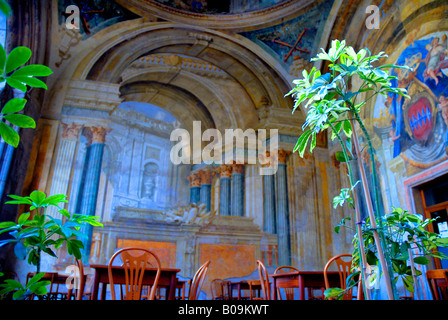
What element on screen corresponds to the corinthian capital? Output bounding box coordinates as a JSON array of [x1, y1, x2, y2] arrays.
[[84, 126, 111, 145], [61, 123, 83, 140]]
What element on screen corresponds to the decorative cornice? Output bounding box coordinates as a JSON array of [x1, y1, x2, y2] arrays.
[[122, 54, 229, 82], [64, 79, 122, 112]]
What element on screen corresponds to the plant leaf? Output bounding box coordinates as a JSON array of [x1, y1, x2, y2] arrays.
[[5, 47, 32, 74], [14, 242, 27, 260], [9, 75, 48, 89], [11, 64, 53, 77], [0, 0, 11, 17], [6, 77, 27, 92], [0, 122, 19, 147], [1, 98, 27, 114], [4, 114, 36, 129], [0, 44, 6, 73]]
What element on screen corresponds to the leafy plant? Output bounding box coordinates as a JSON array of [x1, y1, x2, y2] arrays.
[[0, 0, 52, 147], [0, 45, 53, 147], [287, 39, 412, 300], [0, 272, 51, 300], [327, 207, 448, 299], [0, 191, 103, 274]]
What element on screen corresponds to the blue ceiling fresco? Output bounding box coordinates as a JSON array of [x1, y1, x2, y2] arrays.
[[240, 0, 335, 71]]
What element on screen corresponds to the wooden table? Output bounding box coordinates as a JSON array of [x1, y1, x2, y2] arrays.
[[90, 264, 181, 300], [270, 271, 340, 300], [228, 280, 263, 300]]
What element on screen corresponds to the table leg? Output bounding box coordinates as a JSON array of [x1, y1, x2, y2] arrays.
[[167, 274, 177, 300], [299, 276, 305, 300], [91, 272, 100, 300], [101, 283, 107, 300], [273, 278, 278, 300]]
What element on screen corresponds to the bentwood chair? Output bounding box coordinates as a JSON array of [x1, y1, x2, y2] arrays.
[[108, 247, 161, 300], [426, 269, 448, 300], [247, 280, 262, 300], [274, 266, 299, 300], [324, 254, 362, 300], [187, 260, 210, 300], [210, 278, 225, 300], [71, 258, 91, 300], [257, 260, 271, 300]]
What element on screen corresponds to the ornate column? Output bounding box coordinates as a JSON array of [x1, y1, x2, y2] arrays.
[[77, 126, 110, 262], [187, 172, 201, 204], [218, 164, 232, 215], [262, 151, 276, 234], [231, 162, 245, 217], [276, 149, 291, 265], [199, 169, 213, 212], [47, 123, 82, 218]]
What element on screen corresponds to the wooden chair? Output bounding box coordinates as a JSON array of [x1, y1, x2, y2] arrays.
[[222, 280, 232, 300], [257, 260, 271, 300], [66, 258, 90, 300], [274, 266, 299, 300], [324, 254, 362, 300], [108, 247, 161, 300], [210, 278, 225, 300], [26, 272, 58, 300], [187, 260, 210, 300], [426, 269, 448, 300], [247, 280, 262, 300]]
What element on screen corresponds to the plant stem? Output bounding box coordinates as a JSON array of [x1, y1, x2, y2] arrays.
[[328, 121, 371, 300], [349, 114, 395, 300], [408, 246, 420, 300], [351, 109, 398, 298]]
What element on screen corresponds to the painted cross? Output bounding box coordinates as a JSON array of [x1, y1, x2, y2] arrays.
[[272, 28, 310, 62]]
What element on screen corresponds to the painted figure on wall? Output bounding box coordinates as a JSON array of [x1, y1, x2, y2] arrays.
[[142, 162, 159, 201], [384, 32, 448, 164]]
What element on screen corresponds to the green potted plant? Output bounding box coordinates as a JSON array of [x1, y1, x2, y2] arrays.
[[0, 191, 103, 299], [286, 39, 447, 299]]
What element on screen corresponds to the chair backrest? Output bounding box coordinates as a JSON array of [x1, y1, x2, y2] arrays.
[[247, 280, 262, 300], [188, 260, 210, 300], [324, 254, 355, 300], [108, 247, 161, 300], [210, 278, 224, 300], [26, 272, 58, 300], [74, 258, 86, 300], [257, 260, 271, 300], [426, 269, 448, 300], [274, 266, 299, 300]]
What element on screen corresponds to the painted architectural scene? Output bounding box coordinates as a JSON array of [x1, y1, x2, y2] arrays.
[[0, 0, 447, 302]]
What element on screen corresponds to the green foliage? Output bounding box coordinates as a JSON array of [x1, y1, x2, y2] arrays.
[[326, 207, 448, 299], [287, 39, 409, 162], [0, 0, 53, 147], [0, 191, 103, 269], [0, 272, 51, 300]]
